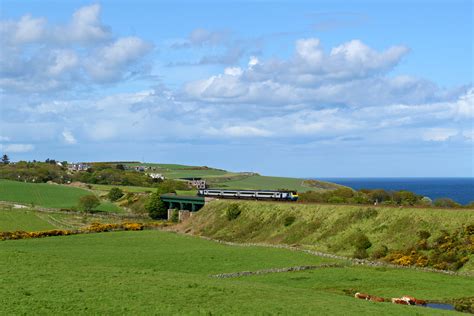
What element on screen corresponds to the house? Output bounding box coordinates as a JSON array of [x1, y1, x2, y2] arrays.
[[181, 177, 207, 189], [67, 163, 91, 171], [148, 173, 165, 180]]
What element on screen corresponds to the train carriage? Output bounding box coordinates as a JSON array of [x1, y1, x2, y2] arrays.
[[198, 189, 298, 201]]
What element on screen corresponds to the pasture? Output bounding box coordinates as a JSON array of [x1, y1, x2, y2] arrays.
[[0, 209, 57, 231], [214, 174, 339, 192], [181, 200, 474, 272], [0, 180, 123, 212], [1, 230, 471, 314]]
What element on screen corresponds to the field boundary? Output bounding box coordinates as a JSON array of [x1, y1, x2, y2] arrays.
[[211, 263, 344, 278]]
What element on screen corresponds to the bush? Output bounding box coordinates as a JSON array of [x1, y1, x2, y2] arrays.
[[371, 245, 389, 259], [145, 192, 167, 219], [284, 216, 296, 227], [417, 230, 431, 240], [327, 196, 345, 204], [107, 187, 124, 201], [170, 209, 179, 223], [226, 204, 241, 221], [78, 195, 100, 212], [433, 198, 461, 208], [352, 231, 372, 250], [353, 248, 369, 259]]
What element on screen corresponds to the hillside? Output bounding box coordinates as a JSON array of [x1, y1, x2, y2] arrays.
[[179, 200, 474, 272], [1, 230, 472, 314], [0, 179, 122, 212], [124, 162, 341, 192]]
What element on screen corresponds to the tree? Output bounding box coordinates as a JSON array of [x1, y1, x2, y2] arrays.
[[78, 195, 100, 212], [145, 192, 167, 219], [107, 187, 124, 201], [2, 154, 10, 165]]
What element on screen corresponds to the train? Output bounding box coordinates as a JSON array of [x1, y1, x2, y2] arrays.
[[197, 188, 299, 201]]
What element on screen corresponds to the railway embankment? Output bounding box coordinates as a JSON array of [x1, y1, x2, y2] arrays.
[[177, 200, 474, 273]]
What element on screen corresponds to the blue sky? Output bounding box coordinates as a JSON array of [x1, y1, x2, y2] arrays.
[[0, 0, 472, 177]]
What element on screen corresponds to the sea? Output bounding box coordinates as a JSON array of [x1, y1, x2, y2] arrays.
[[318, 178, 474, 205]]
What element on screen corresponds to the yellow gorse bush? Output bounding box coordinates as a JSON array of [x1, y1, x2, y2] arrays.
[[0, 221, 169, 241]]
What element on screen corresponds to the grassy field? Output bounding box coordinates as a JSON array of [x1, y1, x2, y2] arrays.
[[1, 230, 471, 314], [213, 174, 340, 192], [123, 162, 340, 192], [0, 209, 57, 231], [0, 180, 123, 212], [180, 201, 474, 270]]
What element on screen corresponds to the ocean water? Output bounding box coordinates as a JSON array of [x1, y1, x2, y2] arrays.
[[318, 178, 474, 205]]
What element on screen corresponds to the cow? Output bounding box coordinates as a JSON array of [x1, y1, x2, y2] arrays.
[[391, 298, 410, 305], [369, 296, 385, 303], [355, 293, 370, 300], [402, 296, 427, 306]]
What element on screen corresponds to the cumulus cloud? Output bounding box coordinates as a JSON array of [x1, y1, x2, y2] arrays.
[[0, 4, 152, 93], [184, 38, 467, 110]]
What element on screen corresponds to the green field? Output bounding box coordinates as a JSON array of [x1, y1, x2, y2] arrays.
[[181, 200, 474, 270], [0, 209, 57, 231], [212, 174, 339, 192], [1, 230, 471, 314], [0, 180, 123, 212]]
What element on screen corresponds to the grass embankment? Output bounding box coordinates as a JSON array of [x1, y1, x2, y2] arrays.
[[0, 179, 122, 212], [1, 230, 472, 314], [179, 201, 474, 271]]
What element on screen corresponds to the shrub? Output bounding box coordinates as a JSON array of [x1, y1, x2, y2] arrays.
[[78, 195, 100, 212], [226, 204, 241, 221], [145, 192, 167, 219], [353, 248, 369, 259], [371, 245, 388, 259], [417, 230, 431, 240], [284, 216, 296, 227], [107, 187, 124, 201], [352, 231, 372, 250], [433, 198, 461, 208], [170, 209, 179, 223], [327, 196, 345, 204]]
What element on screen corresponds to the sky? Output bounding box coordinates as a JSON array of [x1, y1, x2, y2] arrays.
[[0, 0, 472, 177]]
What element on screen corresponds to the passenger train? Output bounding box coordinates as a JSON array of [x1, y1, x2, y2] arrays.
[[197, 189, 299, 201]]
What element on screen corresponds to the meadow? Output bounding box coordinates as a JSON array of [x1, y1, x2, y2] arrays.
[[0, 179, 122, 212], [1, 230, 471, 315], [210, 174, 340, 192], [181, 200, 474, 272]]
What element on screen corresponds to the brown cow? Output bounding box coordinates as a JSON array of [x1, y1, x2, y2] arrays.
[[369, 296, 385, 303], [355, 292, 370, 300], [402, 296, 427, 306], [392, 298, 410, 305]]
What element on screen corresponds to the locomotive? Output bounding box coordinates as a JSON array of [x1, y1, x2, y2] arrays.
[[197, 188, 298, 201]]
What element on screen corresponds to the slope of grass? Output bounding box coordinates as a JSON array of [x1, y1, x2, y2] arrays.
[[0, 180, 123, 212], [214, 175, 340, 192], [180, 201, 474, 269], [0, 209, 56, 231], [1, 230, 471, 314]]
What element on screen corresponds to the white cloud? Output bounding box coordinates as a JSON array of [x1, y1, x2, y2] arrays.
[[183, 38, 444, 107], [0, 136, 10, 141], [0, 143, 34, 153], [0, 4, 152, 92], [85, 37, 152, 82], [62, 130, 77, 144], [422, 128, 458, 142]]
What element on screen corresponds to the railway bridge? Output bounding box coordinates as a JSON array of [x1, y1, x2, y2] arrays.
[[160, 194, 210, 221]]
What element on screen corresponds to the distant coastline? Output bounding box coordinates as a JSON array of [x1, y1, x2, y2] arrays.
[[318, 177, 474, 205]]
